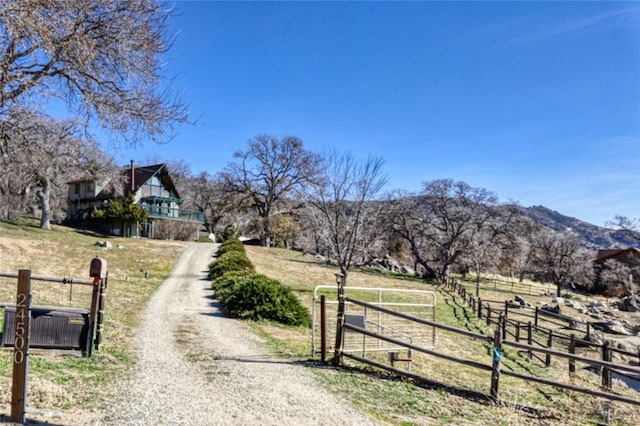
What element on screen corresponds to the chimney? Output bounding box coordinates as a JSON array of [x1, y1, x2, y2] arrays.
[[130, 160, 135, 192]]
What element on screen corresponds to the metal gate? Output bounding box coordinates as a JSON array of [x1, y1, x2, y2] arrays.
[[312, 286, 436, 361]]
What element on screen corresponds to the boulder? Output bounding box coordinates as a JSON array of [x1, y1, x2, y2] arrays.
[[400, 265, 415, 275], [618, 295, 640, 313], [591, 321, 632, 336], [514, 295, 527, 306], [95, 241, 113, 249], [541, 304, 561, 315], [569, 317, 587, 332]]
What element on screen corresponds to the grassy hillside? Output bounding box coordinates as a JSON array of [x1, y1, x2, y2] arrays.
[[0, 219, 186, 418], [0, 221, 637, 425], [244, 245, 640, 426]]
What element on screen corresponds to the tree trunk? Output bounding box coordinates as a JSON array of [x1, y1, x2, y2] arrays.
[[36, 178, 51, 230]]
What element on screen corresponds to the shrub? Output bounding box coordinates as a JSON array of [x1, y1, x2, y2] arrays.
[[216, 238, 246, 256], [208, 251, 254, 280], [211, 271, 248, 294], [221, 223, 239, 241], [215, 273, 311, 327]]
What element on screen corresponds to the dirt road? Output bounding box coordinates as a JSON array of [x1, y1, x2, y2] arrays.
[[96, 243, 376, 425]]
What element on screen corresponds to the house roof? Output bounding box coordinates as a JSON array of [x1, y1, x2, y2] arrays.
[[126, 163, 178, 196], [88, 162, 180, 200], [595, 247, 640, 264]]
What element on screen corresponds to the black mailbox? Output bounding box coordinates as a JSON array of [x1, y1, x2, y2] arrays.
[[2, 306, 91, 353], [90, 258, 107, 278]]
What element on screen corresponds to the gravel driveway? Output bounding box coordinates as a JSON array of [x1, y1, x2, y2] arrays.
[[97, 243, 376, 425]]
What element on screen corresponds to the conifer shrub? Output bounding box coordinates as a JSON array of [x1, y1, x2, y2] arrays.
[[211, 270, 247, 298], [216, 238, 246, 256], [213, 272, 311, 327], [208, 251, 254, 280]]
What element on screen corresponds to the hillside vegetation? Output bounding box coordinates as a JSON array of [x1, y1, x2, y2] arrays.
[[243, 245, 640, 426], [0, 221, 637, 425]]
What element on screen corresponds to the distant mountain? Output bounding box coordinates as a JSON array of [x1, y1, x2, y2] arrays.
[[524, 205, 637, 250]]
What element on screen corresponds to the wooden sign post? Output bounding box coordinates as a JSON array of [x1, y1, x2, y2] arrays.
[[11, 269, 31, 424]]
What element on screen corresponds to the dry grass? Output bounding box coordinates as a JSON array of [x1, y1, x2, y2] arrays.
[[244, 245, 640, 426], [0, 222, 637, 425], [0, 219, 186, 417]]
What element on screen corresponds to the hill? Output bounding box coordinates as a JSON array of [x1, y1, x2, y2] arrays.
[[525, 205, 637, 250]]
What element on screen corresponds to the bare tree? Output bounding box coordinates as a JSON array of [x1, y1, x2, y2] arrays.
[[390, 179, 500, 283], [387, 191, 439, 280], [307, 150, 387, 280], [528, 229, 594, 297], [0, 108, 118, 228], [221, 134, 321, 246], [609, 215, 640, 242], [0, 0, 188, 145], [183, 171, 238, 235]]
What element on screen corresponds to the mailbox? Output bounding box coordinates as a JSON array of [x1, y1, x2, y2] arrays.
[[90, 258, 107, 278]]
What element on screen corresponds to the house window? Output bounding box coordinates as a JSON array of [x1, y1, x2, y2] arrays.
[[74, 183, 80, 195], [88, 182, 94, 193]]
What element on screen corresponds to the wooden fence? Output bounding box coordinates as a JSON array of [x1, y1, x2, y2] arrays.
[[440, 278, 640, 392], [333, 296, 640, 409]]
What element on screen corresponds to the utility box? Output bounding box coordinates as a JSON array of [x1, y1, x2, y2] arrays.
[[2, 306, 91, 353]]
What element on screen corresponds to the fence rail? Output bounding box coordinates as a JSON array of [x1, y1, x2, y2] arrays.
[[442, 278, 640, 365], [330, 295, 640, 409]]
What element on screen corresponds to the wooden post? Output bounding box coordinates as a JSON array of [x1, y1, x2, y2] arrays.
[[477, 298, 482, 319], [490, 329, 502, 401], [527, 322, 533, 359], [320, 295, 327, 363], [534, 307, 539, 327], [486, 306, 491, 326], [515, 322, 520, 342], [569, 334, 576, 374], [11, 270, 31, 424], [545, 329, 553, 366], [504, 300, 509, 321], [332, 274, 346, 366], [602, 342, 612, 390], [94, 274, 108, 351], [501, 314, 507, 340]]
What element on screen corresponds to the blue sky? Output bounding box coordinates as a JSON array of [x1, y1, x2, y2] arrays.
[[113, 1, 640, 227]]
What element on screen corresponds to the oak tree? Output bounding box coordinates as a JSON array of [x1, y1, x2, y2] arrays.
[[221, 135, 321, 247]]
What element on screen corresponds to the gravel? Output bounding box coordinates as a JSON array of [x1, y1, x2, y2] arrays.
[[94, 243, 377, 425]]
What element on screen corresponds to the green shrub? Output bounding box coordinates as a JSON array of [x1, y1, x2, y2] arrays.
[[211, 270, 247, 295], [221, 223, 239, 241], [215, 273, 311, 327], [208, 251, 254, 280], [216, 238, 246, 256]]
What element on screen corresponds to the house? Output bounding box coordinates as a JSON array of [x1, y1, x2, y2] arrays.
[[594, 247, 640, 267], [67, 161, 204, 238], [593, 247, 640, 293]]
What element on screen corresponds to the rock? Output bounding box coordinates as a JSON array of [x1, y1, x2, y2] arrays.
[[613, 336, 640, 354], [400, 265, 415, 275], [541, 304, 561, 315], [514, 295, 527, 306], [608, 320, 632, 336], [591, 321, 632, 336], [569, 318, 587, 332], [618, 296, 640, 312], [95, 241, 113, 249], [552, 297, 564, 304]]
